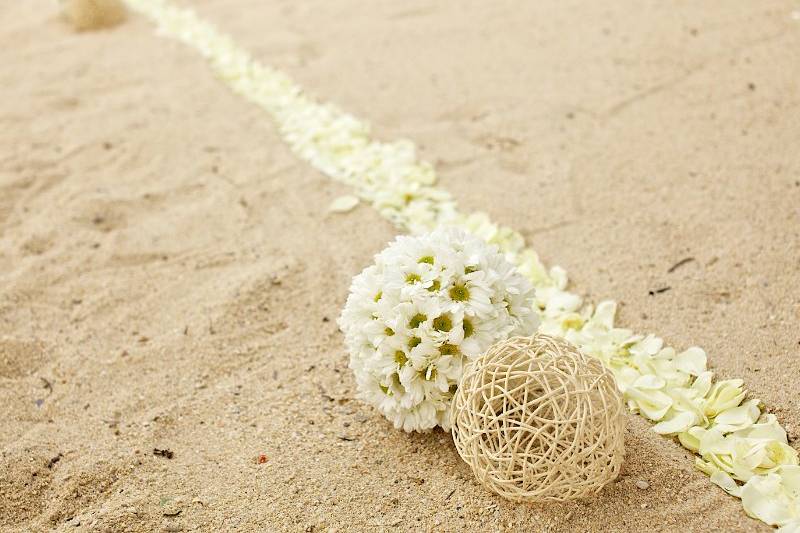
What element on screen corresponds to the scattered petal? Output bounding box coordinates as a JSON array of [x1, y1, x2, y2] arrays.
[[741, 467, 800, 527], [675, 347, 707, 376], [653, 411, 698, 435], [328, 195, 360, 213], [711, 470, 742, 498]]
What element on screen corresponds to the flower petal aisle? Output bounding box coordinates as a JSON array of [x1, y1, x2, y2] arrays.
[[122, 0, 800, 529]]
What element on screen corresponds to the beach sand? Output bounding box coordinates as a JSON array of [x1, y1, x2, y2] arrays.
[[1, 1, 798, 531]]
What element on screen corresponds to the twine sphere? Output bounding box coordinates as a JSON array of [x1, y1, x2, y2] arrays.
[[451, 334, 625, 502]]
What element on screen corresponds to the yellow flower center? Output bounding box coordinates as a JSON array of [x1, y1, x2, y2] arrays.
[[432, 314, 452, 332], [439, 343, 459, 356], [408, 313, 427, 329], [405, 273, 421, 283], [449, 284, 470, 302], [463, 318, 475, 338], [562, 315, 584, 330]]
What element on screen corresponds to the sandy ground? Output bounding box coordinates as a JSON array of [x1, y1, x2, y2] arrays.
[[1, 1, 799, 531]]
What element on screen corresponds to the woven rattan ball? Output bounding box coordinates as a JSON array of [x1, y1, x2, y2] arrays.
[[451, 334, 625, 502]]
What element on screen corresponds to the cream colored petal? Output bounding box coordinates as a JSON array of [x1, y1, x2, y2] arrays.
[[779, 465, 800, 491], [616, 366, 641, 392], [733, 440, 771, 480], [711, 469, 743, 498], [592, 300, 617, 329], [713, 399, 762, 433], [328, 195, 360, 213], [768, 443, 800, 469], [679, 428, 702, 453], [699, 428, 735, 456], [696, 457, 721, 477], [631, 334, 663, 357], [626, 387, 672, 420], [549, 266, 568, 290], [738, 414, 790, 442], [652, 359, 691, 388], [704, 379, 746, 418], [633, 374, 666, 390], [675, 346, 707, 376], [654, 346, 676, 360], [653, 411, 699, 435], [742, 473, 797, 527], [691, 371, 714, 397], [778, 519, 800, 533], [544, 291, 582, 314]]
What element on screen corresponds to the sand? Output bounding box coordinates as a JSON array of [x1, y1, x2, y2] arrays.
[[1, 1, 798, 531]]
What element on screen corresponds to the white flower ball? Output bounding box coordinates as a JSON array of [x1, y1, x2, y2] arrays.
[[339, 227, 539, 432]]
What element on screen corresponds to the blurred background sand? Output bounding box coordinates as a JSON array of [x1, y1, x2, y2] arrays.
[[1, 1, 798, 531]]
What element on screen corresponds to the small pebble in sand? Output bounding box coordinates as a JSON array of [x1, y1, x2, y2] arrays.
[[636, 480, 650, 490]]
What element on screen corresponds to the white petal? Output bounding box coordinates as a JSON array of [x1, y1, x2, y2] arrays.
[[632, 334, 663, 356], [692, 371, 714, 397], [675, 347, 707, 376], [545, 291, 582, 314], [328, 195, 360, 213], [713, 399, 761, 433], [679, 430, 702, 453], [654, 411, 699, 435], [779, 465, 800, 491], [738, 414, 789, 443], [549, 266, 568, 289], [626, 387, 672, 420], [742, 474, 796, 526], [711, 469, 743, 498], [633, 374, 666, 390], [592, 300, 617, 329], [778, 520, 800, 533]]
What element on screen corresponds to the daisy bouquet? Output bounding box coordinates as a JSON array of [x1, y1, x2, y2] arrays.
[[339, 228, 538, 432]]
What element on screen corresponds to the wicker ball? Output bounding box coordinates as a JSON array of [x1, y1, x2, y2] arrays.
[[451, 334, 625, 502]]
